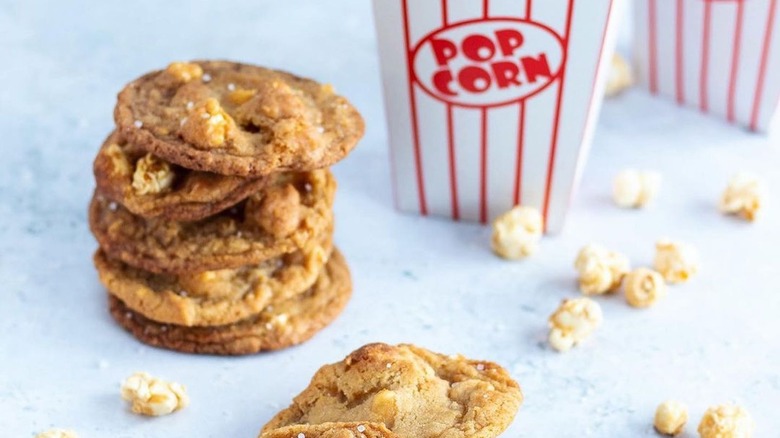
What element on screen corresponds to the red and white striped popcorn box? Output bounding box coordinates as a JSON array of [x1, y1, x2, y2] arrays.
[[373, 0, 622, 233], [634, 0, 780, 132]]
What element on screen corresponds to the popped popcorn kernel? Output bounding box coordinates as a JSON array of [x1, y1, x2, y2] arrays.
[[574, 244, 630, 295], [120, 371, 189, 416], [654, 400, 688, 436], [613, 169, 662, 208], [654, 239, 700, 284], [165, 62, 203, 83], [180, 98, 236, 148], [131, 153, 175, 195], [605, 53, 634, 97], [491, 205, 543, 259], [548, 297, 602, 352], [246, 184, 301, 238], [624, 268, 667, 308], [720, 173, 766, 222], [227, 87, 258, 105], [35, 429, 78, 438], [698, 404, 754, 438]]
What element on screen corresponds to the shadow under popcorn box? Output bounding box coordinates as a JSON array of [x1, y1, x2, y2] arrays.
[[373, 0, 623, 233], [634, 0, 780, 132]]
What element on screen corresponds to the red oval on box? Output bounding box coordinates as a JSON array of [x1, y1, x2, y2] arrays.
[[412, 18, 565, 108]]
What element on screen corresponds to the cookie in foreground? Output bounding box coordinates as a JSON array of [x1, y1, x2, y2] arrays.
[[114, 60, 364, 177], [108, 249, 351, 355], [260, 343, 522, 438]]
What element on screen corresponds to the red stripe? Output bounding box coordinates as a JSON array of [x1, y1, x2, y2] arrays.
[[513, 102, 525, 205], [441, 0, 448, 25], [542, 0, 576, 231], [675, 0, 685, 104], [751, 0, 778, 131], [446, 105, 460, 220], [483, 0, 489, 18], [700, 2, 712, 112], [401, 0, 427, 215], [727, 1, 745, 122], [526, 0, 532, 19], [648, 0, 659, 94], [479, 109, 488, 224]]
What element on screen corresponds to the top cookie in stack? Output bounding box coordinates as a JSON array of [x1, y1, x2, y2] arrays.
[[89, 61, 364, 356]]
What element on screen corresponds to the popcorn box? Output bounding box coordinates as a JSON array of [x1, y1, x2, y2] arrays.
[[634, 0, 780, 131], [373, 0, 622, 233]]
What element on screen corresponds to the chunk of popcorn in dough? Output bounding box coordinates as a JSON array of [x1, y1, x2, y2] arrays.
[[131, 153, 175, 195], [179, 98, 236, 148]]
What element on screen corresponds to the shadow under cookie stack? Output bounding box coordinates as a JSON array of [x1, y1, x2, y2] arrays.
[[88, 61, 364, 355]]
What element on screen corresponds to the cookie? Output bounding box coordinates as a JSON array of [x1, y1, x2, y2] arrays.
[[114, 60, 364, 176], [94, 230, 331, 326], [260, 423, 398, 438], [108, 249, 351, 355], [89, 169, 336, 274], [261, 343, 522, 438], [94, 131, 267, 221]]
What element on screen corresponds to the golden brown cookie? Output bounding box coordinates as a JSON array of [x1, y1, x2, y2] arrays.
[[94, 131, 267, 221], [108, 249, 352, 356], [94, 231, 331, 326], [114, 60, 364, 176], [261, 343, 523, 438], [260, 423, 398, 438], [89, 170, 335, 274]]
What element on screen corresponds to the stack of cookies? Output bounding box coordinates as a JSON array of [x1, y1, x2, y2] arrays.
[[88, 61, 364, 355]]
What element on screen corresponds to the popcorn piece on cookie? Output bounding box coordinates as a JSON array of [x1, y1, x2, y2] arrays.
[[654, 239, 699, 284], [35, 429, 78, 438], [228, 88, 258, 105], [120, 372, 189, 416], [654, 400, 688, 436], [548, 297, 602, 352], [719, 173, 766, 222], [180, 98, 236, 148], [246, 184, 302, 238], [491, 205, 543, 259], [165, 62, 204, 83], [624, 268, 667, 308], [698, 404, 754, 438], [574, 244, 630, 295], [613, 169, 661, 208], [605, 53, 633, 97], [131, 153, 176, 195]]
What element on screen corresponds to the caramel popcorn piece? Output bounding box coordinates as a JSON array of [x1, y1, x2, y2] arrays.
[[35, 430, 78, 438], [719, 173, 766, 222], [246, 184, 302, 238], [698, 404, 754, 438], [624, 268, 667, 308], [654, 239, 700, 284], [165, 62, 203, 83], [104, 143, 133, 176], [605, 53, 633, 97], [491, 205, 543, 259], [131, 153, 175, 195], [548, 297, 602, 352], [574, 244, 630, 295], [179, 98, 236, 148], [613, 169, 661, 208], [654, 400, 688, 436], [120, 372, 189, 416], [178, 268, 240, 299], [228, 87, 258, 105]]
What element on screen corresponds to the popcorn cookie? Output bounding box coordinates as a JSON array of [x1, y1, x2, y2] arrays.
[[114, 61, 364, 176], [94, 131, 267, 221], [108, 249, 351, 355], [94, 231, 331, 326], [89, 170, 335, 274], [261, 343, 522, 438], [261, 423, 398, 438]]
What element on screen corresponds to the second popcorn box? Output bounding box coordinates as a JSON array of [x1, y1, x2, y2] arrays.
[[373, 0, 622, 232]]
